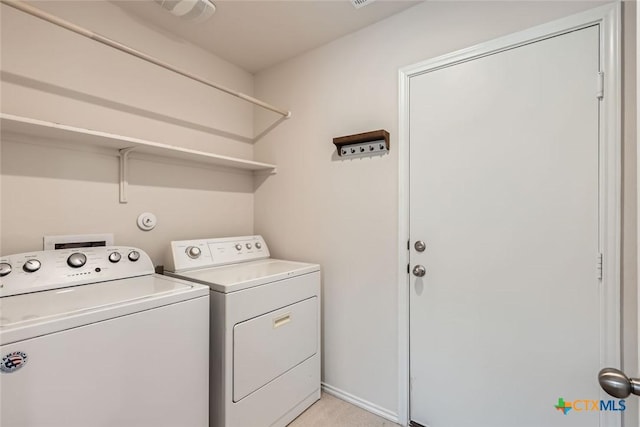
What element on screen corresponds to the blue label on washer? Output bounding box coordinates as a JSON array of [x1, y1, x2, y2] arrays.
[[1, 351, 28, 373]]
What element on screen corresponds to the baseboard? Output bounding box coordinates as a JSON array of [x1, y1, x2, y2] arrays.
[[321, 382, 400, 424]]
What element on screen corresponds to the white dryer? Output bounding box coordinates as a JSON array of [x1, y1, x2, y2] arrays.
[[165, 235, 321, 427], [0, 246, 210, 427]]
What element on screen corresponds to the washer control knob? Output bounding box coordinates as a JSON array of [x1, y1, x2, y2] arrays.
[[235, 244, 242, 251], [0, 262, 11, 277], [245, 243, 252, 250], [128, 251, 140, 262], [186, 246, 201, 259], [67, 253, 87, 268], [23, 259, 41, 273], [255, 242, 262, 249], [108, 252, 122, 263]]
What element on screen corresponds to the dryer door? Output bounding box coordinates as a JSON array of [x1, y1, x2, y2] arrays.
[[233, 296, 318, 402]]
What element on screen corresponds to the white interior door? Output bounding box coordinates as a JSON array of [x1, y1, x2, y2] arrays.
[[408, 25, 616, 427]]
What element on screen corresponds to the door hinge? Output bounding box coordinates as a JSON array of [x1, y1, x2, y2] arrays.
[[407, 264, 410, 274], [597, 253, 603, 280], [407, 240, 410, 250], [596, 72, 604, 100]]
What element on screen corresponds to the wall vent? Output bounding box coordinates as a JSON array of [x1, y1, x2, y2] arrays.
[[351, 0, 377, 9]]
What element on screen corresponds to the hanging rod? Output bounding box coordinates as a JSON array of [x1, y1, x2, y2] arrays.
[[1, 0, 292, 118]]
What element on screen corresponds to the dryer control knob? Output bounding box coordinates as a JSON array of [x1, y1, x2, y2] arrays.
[[67, 253, 87, 268], [245, 243, 252, 250], [0, 262, 11, 277], [108, 252, 122, 263], [186, 246, 201, 259], [128, 251, 141, 262], [235, 244, 242, 251], [255, 242, 262, 249], [23, 259, 41, 273]]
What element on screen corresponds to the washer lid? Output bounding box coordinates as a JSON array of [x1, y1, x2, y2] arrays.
[[170, 259, 320, 293], [0, 274, 208, 345]]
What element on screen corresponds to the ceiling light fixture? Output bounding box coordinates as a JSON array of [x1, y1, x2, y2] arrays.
[[154, 0, 216, 23]]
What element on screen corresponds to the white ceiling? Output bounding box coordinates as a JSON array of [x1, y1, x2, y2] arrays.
[[112, 0, 422, 74]]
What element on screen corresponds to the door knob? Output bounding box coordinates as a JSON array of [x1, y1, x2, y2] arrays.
[[413, 265, 426, 277], [414, 240, 426, 252], [598, 368, 640, 398]]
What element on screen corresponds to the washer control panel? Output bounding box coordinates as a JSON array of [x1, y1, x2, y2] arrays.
[[0, 246, 154, 297], [167, 235, 269, 272]]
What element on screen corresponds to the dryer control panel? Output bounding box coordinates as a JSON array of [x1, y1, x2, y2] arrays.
[[167, 235, 269, 272], [0, 246, 154, 297]]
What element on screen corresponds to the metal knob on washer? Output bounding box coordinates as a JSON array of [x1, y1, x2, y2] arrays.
[[0, 262, 12, 277], [108, 252, 122, 263], [67, 253, 87, 268], [128, 251, 141, 262], [23, 259, 41, 273], [186, 246, 201, 259]]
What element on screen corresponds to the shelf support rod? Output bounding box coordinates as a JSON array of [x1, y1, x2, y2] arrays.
[[119, 148, 135, 204], [1, 0, 292, 119]]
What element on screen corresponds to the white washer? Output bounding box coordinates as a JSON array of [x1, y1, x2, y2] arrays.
[[165, 235, 321, 427], [0, 246, 210, 427]]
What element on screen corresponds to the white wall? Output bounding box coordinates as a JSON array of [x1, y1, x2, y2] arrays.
[[253, 1, 636, 421], [1, 1, 258, 262]]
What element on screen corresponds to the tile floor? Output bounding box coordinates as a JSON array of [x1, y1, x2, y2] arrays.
[[288, 392, 402, 427]]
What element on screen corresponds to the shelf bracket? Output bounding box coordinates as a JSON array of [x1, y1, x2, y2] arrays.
[[119, 147, 135, 204]]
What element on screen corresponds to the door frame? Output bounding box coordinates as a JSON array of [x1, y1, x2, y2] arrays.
[[397, 3, 622, 426], [637, 3, 640, 424]]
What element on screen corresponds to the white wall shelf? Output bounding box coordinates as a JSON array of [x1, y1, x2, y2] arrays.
[[0, 113, 277, 172], [0, 113, 277, 203]]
